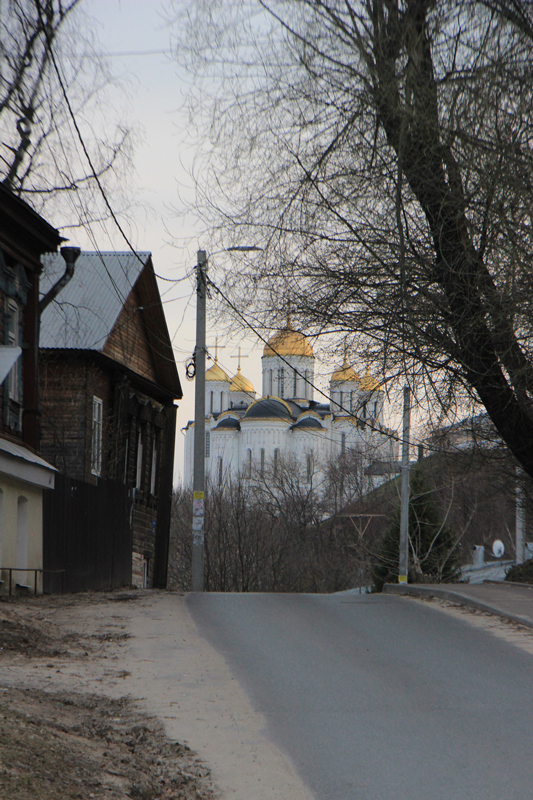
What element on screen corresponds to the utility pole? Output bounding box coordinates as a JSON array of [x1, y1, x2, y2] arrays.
[[192, 250, 207, 592], [398, 386, 411, 583], [516, 466, 526, 565]]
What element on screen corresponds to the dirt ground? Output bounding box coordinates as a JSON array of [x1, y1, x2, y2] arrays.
[[0, 592, 217, 800]]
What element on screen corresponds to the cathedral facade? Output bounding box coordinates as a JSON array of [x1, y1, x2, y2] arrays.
[[183, 322, 398, 493]]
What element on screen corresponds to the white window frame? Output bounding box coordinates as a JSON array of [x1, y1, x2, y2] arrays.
[[91, 396, 103, 476]]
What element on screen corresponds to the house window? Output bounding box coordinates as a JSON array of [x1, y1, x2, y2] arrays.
[[135, 426, 144, 489], [206, 430, 210, 458], [123, 435, 129, 484], [341, 432, 346, 454], [150, 434, 158, 496], [217, 456, 223, 486], [7, 300, 21, 402], [260, 448, 265, 477], [91, 397, 103, 476]]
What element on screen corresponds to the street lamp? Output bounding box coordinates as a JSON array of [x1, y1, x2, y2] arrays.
[[191, 246, 262, 592]]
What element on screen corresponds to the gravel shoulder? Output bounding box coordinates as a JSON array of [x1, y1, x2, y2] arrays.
[[0, 591, 313, 800]]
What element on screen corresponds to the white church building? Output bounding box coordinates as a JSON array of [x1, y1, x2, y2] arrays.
[[183, 322, 398, 492]]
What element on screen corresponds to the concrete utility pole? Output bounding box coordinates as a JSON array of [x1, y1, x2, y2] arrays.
[[190, 245, 262, 592], [192, 250, 207, 592], [398, 386, 411, 583], [516, 466, 526, 565]]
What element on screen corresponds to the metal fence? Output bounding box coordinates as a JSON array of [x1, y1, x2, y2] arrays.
[[43, 473, 133, 593]]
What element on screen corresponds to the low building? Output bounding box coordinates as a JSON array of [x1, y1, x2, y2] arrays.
[[0, 184, 61, 593]]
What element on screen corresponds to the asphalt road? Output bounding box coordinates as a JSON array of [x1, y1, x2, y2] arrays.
[[187, 592, 533, 800]]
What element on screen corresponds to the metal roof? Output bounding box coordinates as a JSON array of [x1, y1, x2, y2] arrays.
[[40, 251, 150, 350]]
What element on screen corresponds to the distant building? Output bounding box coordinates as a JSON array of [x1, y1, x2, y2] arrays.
[[184, 320, 397, 491]]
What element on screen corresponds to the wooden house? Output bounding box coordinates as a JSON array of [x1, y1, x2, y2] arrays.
[[0, 184, 61, 593], [39, 251, 182, 590]]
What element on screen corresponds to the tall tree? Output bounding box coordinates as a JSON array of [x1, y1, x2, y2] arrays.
[[174, 1, 533, 477], [1, 0, 133, 225]]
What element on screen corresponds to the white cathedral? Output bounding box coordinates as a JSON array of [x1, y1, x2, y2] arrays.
[[183, 321, 398, 490]]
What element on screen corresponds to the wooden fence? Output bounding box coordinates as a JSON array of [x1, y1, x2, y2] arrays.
[[43, 473, 133, 593]]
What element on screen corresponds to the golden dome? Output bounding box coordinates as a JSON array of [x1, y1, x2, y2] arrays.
[[230, 366, 254, 393], [360, 369, 381, 391], [205, 359, 230, 382], [331, 356, 360, 383], [263, 321, 313, 358]]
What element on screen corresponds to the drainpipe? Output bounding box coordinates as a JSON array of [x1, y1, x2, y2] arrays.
[[39, 246, 81, 313]]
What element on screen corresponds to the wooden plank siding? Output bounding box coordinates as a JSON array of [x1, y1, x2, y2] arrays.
[[103, 287, 157, 382]]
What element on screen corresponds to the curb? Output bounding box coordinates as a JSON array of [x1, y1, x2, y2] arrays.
[[382, 583, 533, 630]]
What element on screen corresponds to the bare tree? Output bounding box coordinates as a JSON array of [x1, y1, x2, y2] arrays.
[[1, 0, 134, 225], [173, 1, 533, 478]]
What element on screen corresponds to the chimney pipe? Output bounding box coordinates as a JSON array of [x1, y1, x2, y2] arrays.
[[39, 246, 81, 314]]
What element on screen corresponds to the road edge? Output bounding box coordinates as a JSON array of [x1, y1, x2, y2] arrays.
[[382, 583, 533, 630]]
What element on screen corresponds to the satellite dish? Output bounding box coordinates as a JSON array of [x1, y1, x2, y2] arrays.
[[492, 539, 505, 558]]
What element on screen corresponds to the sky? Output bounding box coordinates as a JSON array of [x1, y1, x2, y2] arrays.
[[66, 0, 400, 482]]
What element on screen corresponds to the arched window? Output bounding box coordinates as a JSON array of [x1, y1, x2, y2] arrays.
[[306, 454, 313, 483], [217, 456, 223, 486], [260, 448, 265, 476], [293, 368, 298, 396], [279, 368, 285, 398], [246, 448, 252, 478], [210, 391, 214, 413], [269, 370, 273, 395], [304, 370, 309, 399], [274, 448, 280, 475]]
